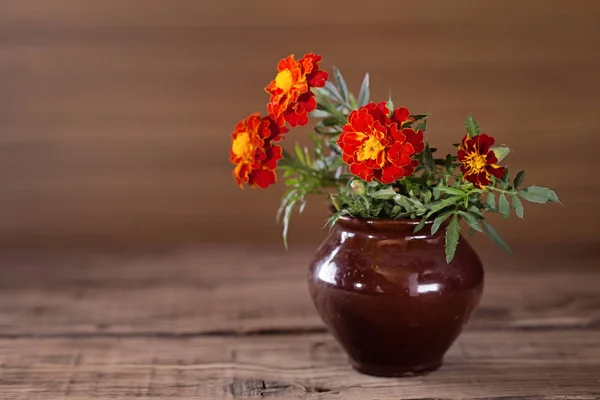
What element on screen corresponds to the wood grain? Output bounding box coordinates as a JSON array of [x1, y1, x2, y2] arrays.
[[0, 0, 599, 246], [0, 246, 597, 336], [0, 246, 598, 398], [0, 332, 598, 399]]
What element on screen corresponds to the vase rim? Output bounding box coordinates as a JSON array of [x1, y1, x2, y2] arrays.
[[337, 214, 433, 226]]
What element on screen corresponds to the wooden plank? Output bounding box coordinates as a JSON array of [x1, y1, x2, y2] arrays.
[[0, 247, 597, 336], [0, 331, 598, 399]]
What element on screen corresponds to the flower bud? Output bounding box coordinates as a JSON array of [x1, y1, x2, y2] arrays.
[[350, 180, 366, 196]]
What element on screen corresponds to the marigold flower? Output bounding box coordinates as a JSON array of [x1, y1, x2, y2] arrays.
[[265, 53, 328, 127], [458, 133, 506, 188], [230, 113, 287, 189], [337, 102, 424, 184]]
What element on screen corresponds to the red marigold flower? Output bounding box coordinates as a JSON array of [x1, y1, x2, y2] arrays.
[[265, 53, 328, 128], [458, 133, 506, 188], [337, 102, 424, 184], [230, 113, 287, 189]]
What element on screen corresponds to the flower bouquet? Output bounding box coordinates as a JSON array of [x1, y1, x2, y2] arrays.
[[229, 53, 559, 376]]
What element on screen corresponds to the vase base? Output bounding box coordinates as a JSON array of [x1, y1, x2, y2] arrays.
[[350, 359, 442, 377]]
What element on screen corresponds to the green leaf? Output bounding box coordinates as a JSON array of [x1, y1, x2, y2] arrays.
[[294, 143, 305, 164], [519, 186, 559, 204], [500, 169, 510, 190], [482, 220, 512, 254], [438, 187, 465, 196], [499, 193, 510, 219], [513, 170, 526, 190], [386, 91, 394, 115], [423, 190, 433, 204], [413, 216, 427, 233], [486, 192, 496, 211], [372, 188, 397, 200], [445, 214, 461, 263], [320, 116, 340, 127], [422, 143, 435, 175], [491, 146, 510, 162], [415, 120, 427, 132], [332, 66, 349, 104], [322, 81, 344, 104], [394, 195, 414, 211], [357, 72, 370, 107], [432, 210, 455, 235], [458, 211, 483, 232], [465, 115, 480, 138], [445, 154, 454, 174], [411, 114, 431, 121], [281, 196, 298, 249], [468, 205, 485, 219], [309, 109, 331, 118], [425, 196, 463, 215], [512, 194, 524, 218]]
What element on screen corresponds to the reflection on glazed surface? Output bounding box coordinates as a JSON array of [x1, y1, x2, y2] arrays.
[[308, 216, 484, 377]]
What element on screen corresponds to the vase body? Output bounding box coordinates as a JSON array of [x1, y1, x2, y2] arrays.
[[308, 216, 484, 377]]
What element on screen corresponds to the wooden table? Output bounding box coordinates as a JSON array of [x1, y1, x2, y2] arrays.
[[0, 246, 598, 399]]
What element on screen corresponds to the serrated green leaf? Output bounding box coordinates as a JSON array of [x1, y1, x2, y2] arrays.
[[491, 146, 510, 162], [468, 227, 478, 236], [499, 193, 510, 219], [432, 210, 455, 235], [513, 170, 526, 190], [458, 211, 483, 232], [482, 220, 512, 254], [511, 194, 524, 218], [486, 192, 496, 210], [415, 120, 427, 132], [372, 188, 397, 200], [465, 115, 480, 138], [332, 66, 349, 104], [445, 214, 461, 263], [357, 72, 370, 107], [519, 186, 559, 204]]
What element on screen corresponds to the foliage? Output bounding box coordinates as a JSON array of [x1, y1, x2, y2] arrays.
[[229, 53, 560, 263]]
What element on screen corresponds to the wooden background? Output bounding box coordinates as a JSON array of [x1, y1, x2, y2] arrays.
[[0, 0, 599, 249]]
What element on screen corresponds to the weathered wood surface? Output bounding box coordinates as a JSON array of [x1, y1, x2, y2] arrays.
[[0, 0, 599, 246], [0, 246, 598, 399]]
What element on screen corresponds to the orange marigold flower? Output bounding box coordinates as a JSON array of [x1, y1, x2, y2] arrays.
[[265, 53, 328, 128], [337, 102, 424, 184], [230, 113, 287, 189], [458, 133, 506, 188]]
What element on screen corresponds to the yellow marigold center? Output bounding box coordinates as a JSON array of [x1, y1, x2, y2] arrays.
[[465, 153, 487, 172], [357, 136, 385, 162], [232, 132, 253, 161], [275, 69, 294, 93]]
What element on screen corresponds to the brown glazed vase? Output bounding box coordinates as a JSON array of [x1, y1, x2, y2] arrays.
[[308, 215, 484, 377]]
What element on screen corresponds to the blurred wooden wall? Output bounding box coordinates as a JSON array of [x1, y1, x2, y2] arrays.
[[0, 1, 599, 248]]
